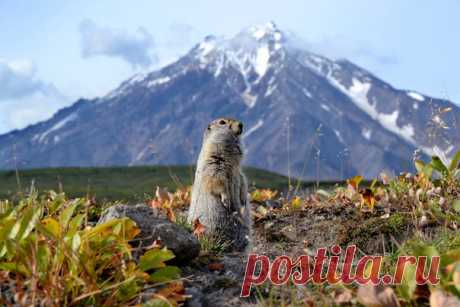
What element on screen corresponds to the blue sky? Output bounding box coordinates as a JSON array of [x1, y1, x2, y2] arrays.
[[1, 0, 459, 134]]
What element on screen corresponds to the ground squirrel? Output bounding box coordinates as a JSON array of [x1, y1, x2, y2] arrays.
[[187, 118, 250, 251]]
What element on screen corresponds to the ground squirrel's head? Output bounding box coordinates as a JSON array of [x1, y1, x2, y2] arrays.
[[201, 118, 244, 158], [204, 118, 243, 141]]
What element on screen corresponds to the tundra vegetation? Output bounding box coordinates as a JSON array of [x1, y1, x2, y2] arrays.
[[0, 151, 459, 306]]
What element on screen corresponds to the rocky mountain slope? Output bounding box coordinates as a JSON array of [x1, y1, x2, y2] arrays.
[[1, 22, 459, 180]]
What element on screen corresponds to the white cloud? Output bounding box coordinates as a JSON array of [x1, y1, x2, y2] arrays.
[[0, 59, 63, 100], [0, 59, 69, 134], [79, 19, 157, 69], [0, 92, 68, 134], [286, 33, 398, 66]]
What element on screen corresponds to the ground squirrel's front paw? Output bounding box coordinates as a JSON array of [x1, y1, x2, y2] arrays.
[[220, 193, 231, 210]]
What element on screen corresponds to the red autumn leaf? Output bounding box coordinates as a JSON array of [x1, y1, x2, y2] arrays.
[[347, 175, 363, 191], [166, 207, 176, 222], [154, 281, 186, 305], [193, 218, 206, 237], [208, 262, 225, 271], [149, 199, 162, 209]]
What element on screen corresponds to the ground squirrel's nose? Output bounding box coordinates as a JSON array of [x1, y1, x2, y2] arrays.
[[233, 121, 243, 135]]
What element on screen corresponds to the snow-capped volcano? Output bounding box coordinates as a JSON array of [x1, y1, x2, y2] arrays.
[[0, 22, 459, 180]]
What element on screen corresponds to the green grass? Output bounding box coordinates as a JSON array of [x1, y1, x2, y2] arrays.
[[0, 165, 309, 202]]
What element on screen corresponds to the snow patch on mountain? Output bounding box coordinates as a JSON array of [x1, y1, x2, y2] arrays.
[[330, 77, 416, 145], [303, 53, 335, 75], [127, 73, 147, 84], [38, 113, 77, 143], [253, 28, 266, 40], [249, 21, 278, 40], [321, 104, 330, 112], [407, 91, 425, 101], [148, 77, 171, 87], [379, 110, 415, 143], [213, 56, 225, 77], [243, 119, 264, 139], [255, 46, 270, 77], [265, 84, 277, 97], [242, 91, 257, 108], [159, 124, 171, 135], [274, 32, 282, 41], [362, 128, 372, 140], [198, 39, 216, 56], [105, 86, 127, 100], [131, 145, 151, 165], [303, 88, 313, 98], [334, 130, 344, 143]]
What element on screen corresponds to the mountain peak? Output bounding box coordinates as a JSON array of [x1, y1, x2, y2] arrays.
[[194, 21, 285, 56], [246, 21, 282, 40], [189, 22, 287, 87]]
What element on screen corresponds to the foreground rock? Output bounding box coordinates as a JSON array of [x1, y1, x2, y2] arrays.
[[183, 253, 254, 307], [98, 204, 200, 263]]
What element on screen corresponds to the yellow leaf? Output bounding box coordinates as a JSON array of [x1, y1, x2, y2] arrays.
[[347, 175, 363, 191], [250, 189, 277, 202], [41, 217, 61, 237], [291, 196, 302, 209]]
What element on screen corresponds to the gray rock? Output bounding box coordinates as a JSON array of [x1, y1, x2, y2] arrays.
[[185, 287, 204, 307], [98, 204, 200, 263], [182, 252, 254, 307]]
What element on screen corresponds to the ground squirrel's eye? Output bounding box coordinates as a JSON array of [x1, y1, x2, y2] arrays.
[[219, 120, 226, 125], [207, 124, 211, 130]]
